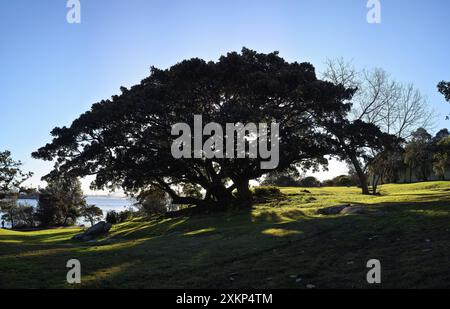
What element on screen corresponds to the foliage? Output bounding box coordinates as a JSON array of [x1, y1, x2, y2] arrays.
[[179, 183, 203, 200], [438, 81, 450, 103], [105, 211, 120, 225], [32, 48, 371, 207], [261, 168, 303, 187], [105, 209, 135, 224], [119, 209, 134, 222], [433, 137, 450, 180], [320, 118, 399, 194], [35, 178, 86, 227], [0, 201, 35, 229], [298, 176, 321, 187], [322, 59, 431, 194], [253, 186, 282, 199], [0, 151, 34, 228], [136, 188, 169, 216], [404, 128, 433, 182], [0, 150, 33, 192], [80, 204, 103, 226], [323, 175, 359, 187], [367, 150, 404, 193]]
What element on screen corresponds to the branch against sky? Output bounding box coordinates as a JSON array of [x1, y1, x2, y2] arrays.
[[438, 81, 450, 103], [0, 150, 33, 193], [322, 58, 436, 140]]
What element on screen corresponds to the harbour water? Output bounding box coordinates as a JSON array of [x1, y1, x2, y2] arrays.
[[1, 196, 136, 228]]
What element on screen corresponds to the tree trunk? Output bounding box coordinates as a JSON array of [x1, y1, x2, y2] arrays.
[[63, 215, 68, 226], [372, 174, 381, 195], [349, 154, 370, 195], [234, 178, 253, 206]]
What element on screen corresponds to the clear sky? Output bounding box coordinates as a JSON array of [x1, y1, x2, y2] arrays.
[[1, 0, 449, 193]]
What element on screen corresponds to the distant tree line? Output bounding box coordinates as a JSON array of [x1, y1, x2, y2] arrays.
[[262, 127, 450, 192], [0, 153, 104, 229]]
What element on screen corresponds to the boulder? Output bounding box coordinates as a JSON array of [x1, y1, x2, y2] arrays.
[[72, 221, 112, 241], [340, 206, 368, 215], [316, 204, 349, 215]]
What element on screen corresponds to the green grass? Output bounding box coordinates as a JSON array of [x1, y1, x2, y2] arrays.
[[1, 181, 450, 289]]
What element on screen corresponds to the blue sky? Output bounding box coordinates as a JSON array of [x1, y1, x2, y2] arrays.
[[1, 0, 449, 193]]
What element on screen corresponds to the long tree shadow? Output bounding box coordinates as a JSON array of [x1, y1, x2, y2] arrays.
[[1, 195, 450, 288]]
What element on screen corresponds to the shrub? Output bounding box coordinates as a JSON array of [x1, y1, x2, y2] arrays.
[[80, 204, 103, 227], [261, 175, 301, 187], [136, 189, 168, 216], [106, 211, 120, 225], [119, 210, 134, 222], [253, 186, 282, 199], [299, 176, 320, 187], [321, 179, 335, 187], [1, 202, 35, 229], [334, 175, 356, 187]]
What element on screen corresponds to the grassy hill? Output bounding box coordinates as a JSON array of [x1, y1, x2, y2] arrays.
[[1, 181, 450, 289]]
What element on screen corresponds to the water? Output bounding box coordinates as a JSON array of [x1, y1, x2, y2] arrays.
[[1, 196, 136, 228], [86, 196, 136, 214]]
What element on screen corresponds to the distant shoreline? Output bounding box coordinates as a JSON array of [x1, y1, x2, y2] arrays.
[[17, 195, 131, 200]]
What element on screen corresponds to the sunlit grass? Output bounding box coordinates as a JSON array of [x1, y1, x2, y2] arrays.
[[1, 181, 450, 288], [262, 228, 302, 237], [184, 228, 216, 236]]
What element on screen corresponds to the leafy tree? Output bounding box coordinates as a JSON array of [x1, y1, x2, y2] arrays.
[[35, 178, 86, 226], [438, 81, 450, 103], [119, 209, 134, 222], [438, 81, 450, 120], [105, 210, 120, 225], [0, 151, 33, 193], [1, 203, 35, 229], [261, 167, 303, 187], [136, 187, 169, 216], [433, 137, 450, 180], [253, 186, 282, 200], [433, 129, 449, 143], [367, 150, 404, 194], [105, 209, 134, 224], [404, 128, 433, 182], [179, 183, 203, 200], [80, 204, 103, 226], [319, 117, 398, 194], [0, 151, 33, 228], [299, 176, 320, 187], [322, 60, 432, 194], [33, 48, 361, 208], [105, 211, 119, 224], [331, 175, 359, 187]]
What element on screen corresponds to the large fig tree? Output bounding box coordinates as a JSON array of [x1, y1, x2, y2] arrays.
[[33, 48, 357, 208]]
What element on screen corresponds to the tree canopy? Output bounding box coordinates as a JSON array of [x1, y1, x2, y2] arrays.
[[33, 48, 389, 207], [0, 150, 32, 193], [35, 177, 86, 226], [438, 81, 450, 103]]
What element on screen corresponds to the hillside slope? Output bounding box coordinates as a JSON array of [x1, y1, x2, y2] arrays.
[[1, 181, 450, 288]]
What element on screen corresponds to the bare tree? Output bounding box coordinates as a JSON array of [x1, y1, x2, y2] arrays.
[[322, 59, 435, 192], [322, 58, 435, 140]]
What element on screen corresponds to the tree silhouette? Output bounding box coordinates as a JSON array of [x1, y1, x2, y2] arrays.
[[0, 150, 32, 193], [438, 81, 450, 103], [33, 48, 383, 208]]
